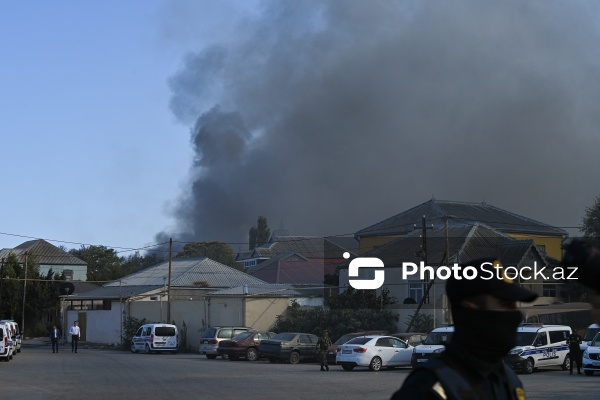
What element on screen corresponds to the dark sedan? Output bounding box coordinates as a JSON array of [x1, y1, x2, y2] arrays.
[[217, 331, 275, 361], [258, 332, 319, 364]]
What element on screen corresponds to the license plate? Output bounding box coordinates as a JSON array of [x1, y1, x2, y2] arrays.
[[417, 359, 427, 362], [328, 352, 333, 355], [593, 361, 600, 366], [203, 340, 208, 344], [342, 350, 352, 354]]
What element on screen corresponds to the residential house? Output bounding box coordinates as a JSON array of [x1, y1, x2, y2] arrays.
[[356, 198, 567, 260], [0, 239, 88, 280], [237, 235, 358, 286], [339, 223, 563, 330]]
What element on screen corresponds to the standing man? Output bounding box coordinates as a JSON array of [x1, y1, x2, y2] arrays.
[[567, 330, 583, 375], [391, 258, 538, 400], [49, 325, 61, 353], [316, 329, 332, 371], [69, 321, 80, 353]]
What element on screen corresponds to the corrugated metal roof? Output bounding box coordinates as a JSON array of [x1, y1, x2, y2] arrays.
[[237, 236, 356, 261], [65, 285, 158, 300], [103, 257, 267, 288], [0, 239, 87, 266], [208, 284, 302, 297], [356, 199, 567, 237]]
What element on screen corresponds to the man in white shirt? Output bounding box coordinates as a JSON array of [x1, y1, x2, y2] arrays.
[[69, 321, 81, 353]]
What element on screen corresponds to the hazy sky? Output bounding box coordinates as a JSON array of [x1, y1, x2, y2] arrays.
[[2, 0, 599, 256]]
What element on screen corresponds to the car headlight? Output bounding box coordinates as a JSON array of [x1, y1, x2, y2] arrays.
[[413, 348, 417, 353], [433, 348, 444, 353], [509, 349, 523, 356], [583, 351, 589, 359]]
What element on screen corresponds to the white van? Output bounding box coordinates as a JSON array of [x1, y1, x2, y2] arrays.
[[410, 326, 454, 368], [0, 320, 21, 354], [130, 323, 178, 354], [505, 324, 571, 374], [580, 323, 600, 353], [0, 323, 14, 361]]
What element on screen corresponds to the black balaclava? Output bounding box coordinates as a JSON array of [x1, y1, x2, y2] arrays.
[[450, 307, 523, 362]]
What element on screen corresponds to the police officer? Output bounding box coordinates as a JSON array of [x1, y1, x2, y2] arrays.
[[315, 330, 332, 371], [391, 258, 537, 400], [566, 330, 583, 375]]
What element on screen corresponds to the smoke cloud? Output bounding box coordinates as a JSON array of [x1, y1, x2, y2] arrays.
[[157, 0, 600, 249]]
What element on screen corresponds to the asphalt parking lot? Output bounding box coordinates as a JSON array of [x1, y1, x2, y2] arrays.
[[2, 340, 598, 400]]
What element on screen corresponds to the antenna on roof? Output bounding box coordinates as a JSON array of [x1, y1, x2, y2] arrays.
[[272, 219, 289, 237]]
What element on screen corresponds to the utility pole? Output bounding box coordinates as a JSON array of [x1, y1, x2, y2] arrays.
[[406, 216, 434, 333], [414, 215, 434, 303], [0, 258, 4, 311], [21, 252, 28, 338], [167, 238, 172, 323]]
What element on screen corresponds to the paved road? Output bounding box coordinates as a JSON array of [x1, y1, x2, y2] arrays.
[[2, 340, 597, 399]]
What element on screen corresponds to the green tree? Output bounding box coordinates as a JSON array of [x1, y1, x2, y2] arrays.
[[176, 241, 240, 270], [69, 245, 121, 283], [582, 195, 600, 248], [404, 311, 434, 333], [121, 251, 165, 277], [273, 289, 399, 342], [249, 216, 271, 250]]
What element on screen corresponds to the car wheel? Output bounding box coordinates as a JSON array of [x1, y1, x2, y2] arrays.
[[369, 356, 382, 371], [268, 357, 278, 363], [221, 353, 229, 360], [246, 348, 259, 361], [562, 354, 570, 371], [145, 344, 151, 354], [585, 370, 594, 376], [289, 351, 300, 364], [522, 358, 534, 374], [130, 343, 138, 353], [342, 364, 355, 371], [206, 354, 217, 359]]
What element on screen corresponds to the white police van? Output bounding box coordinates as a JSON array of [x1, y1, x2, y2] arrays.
[[505, 324, 571, 374], [580, 323, 600, 353], [0, 322, 14, 361], [582, 331, 600, 375], [410, 326, 454, 368], [130, 323, 178, 354]]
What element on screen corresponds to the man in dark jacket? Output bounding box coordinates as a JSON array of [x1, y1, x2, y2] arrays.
[[391, 258, 537, 400], [567, 331, 583, 375], [49, 325, 61, 353]]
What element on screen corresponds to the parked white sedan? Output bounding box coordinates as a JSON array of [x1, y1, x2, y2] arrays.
[[336, 335, 413, 371]]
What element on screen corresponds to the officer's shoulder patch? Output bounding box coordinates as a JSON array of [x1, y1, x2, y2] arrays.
[[515, 387, 526, 400]]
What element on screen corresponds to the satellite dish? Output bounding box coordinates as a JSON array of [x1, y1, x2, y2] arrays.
[[59, 282, 75, 296]]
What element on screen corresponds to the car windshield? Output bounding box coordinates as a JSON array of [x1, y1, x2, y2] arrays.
[[515, 332, 538, 346], [591, 333, 600, 347], [584, 328, 600, 341], [345, 337, 372, 345], [272, 333, 296, 341], [232, 331, 254, 341], [333, 334, 355, 345], [423, 332, 453, 345]]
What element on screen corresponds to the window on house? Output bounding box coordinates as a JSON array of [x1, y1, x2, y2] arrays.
[[408, 283, 425, 304], [542, 284, 558, 297]]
